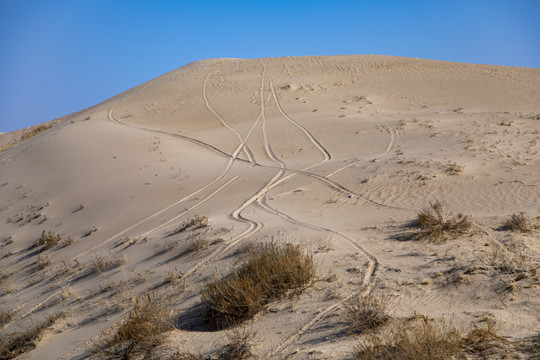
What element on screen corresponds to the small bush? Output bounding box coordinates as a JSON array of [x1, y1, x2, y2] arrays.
[[87, 253, 127, 274], [0, 309, 13, 327], [413, 201, 471, 242], [502, 212, 535, 233], [0, 314, 58, 360], [354, 318, 463, 360], [345, 294, 391, 334], [219, 326, 256, 359], [201, 241, 315, 328], [171, 215, 208, 235], [91, 295, 171, 359], [33, 231, 61, 250], [37, 254, 51, 269]]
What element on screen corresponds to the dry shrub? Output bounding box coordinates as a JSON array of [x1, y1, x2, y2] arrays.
[[0, 310, 13, 327], [354, 317, 512, 360], [414, 201, 471, 242], [201, 241, 315, 328], [502, 212, 535, 233], [0, 124, 53, 152], [344, 294, 391, 334], [87, 252, 127, 274], [354, 317, 463, 360], [36, 254, 51, 269], [33, 231, 61, 250], [184, 236, 209, 254], [462, 318, 506, 354], [0, 314, 58, 360], [219, 326, 256, 359], [20, 124, 53, 141], [91, 295, 171, 359], [171, 215, 209, 235]]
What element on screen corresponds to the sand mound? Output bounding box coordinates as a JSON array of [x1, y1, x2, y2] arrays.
[[0, 55, 539, 359]]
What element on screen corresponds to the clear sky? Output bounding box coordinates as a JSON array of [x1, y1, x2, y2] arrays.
[[1, 0, 539, 132]]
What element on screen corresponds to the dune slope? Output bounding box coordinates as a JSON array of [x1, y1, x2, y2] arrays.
[[0, 55, 539, 359]]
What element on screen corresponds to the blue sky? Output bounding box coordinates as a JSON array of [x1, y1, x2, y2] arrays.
[[1, 0, 539, 132]]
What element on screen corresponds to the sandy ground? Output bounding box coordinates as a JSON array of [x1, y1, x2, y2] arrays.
[[0, 55, 539, 359]]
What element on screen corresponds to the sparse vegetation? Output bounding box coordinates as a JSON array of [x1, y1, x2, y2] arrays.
[[412, 201, 471, 242], [201, 241, 315, 328], [219, 326, 256, 359], [33, 231, 62, 250], [37, 254, 51, 269], [87, 252, 127, 274], [502, 212, 535, 233], [354, 316, 513, 360], [0, 314, 59, 360], [344, 294, 391, 334], [0, 309, 13, 327], [0, 124, 54, 152], [91, 295, 171, 359], [354, 317, 463, 360], [171, 215, 208, 235]]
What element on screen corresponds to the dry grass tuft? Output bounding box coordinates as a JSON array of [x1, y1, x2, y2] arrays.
[[502, 212, 535, 233], [0, 124, 54, 152], [413, 201, 471, 242], [201, 241, 315, 328], [354, 316, 513, 360], [91, 295, 171, 359], [219, 326, 256, 359], [171, 215, 209, 235], [0, 309, 13, 327], [0, 314, 59, 360], [33, 231, 62, 250], [344, 294, 391, 334], [87, 252, 127, 274], [354, 317, 463, 360]]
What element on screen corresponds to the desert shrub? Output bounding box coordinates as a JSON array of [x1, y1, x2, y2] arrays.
[[0, 314, 58, 360], [0, 124, 54, 153], [36, 254, 51, 269], [502, 212, 535, 233], [462, 318, 506, 354], [413, 201, 471, 242], [20, 124, 53, 141], [201, 241, 315, 328], [219, 326, 256, 360], [91, 295, 171, 359], [0, 310, 13, 327], [171, 215, 208, 235], [33, 231, 61, 250], [354, 318, 463, 360], [87, 253, 127, 274], [345, 294, 391, 334]]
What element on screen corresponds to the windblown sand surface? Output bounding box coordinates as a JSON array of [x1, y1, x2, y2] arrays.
[[0, 55, 539, 359]]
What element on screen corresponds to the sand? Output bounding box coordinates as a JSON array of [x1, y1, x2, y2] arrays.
[[0, 55, 539, 359]]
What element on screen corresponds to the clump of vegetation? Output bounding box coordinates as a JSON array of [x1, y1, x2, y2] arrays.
[[201, 241, 315, 328], [33, 231, 62, 250], [37, 254, 51, 269], [91, 295, 171, 359], [354, 316, 512, 360], [171, 215, 209, 235], [87, 252, 127, 274], [413, 201, 471, 242], [501, 212, 536, 233], [354, 318, 463, 360], [445, 162, 464, 175], [344, 294, 391, 334], [0, 309, 13, 326], [0, 314, 59, 360], [219, 326, 256, 360], [0, 124, 54, 152]]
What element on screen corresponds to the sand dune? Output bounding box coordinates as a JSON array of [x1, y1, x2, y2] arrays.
[[0, 55, 539, 359]]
